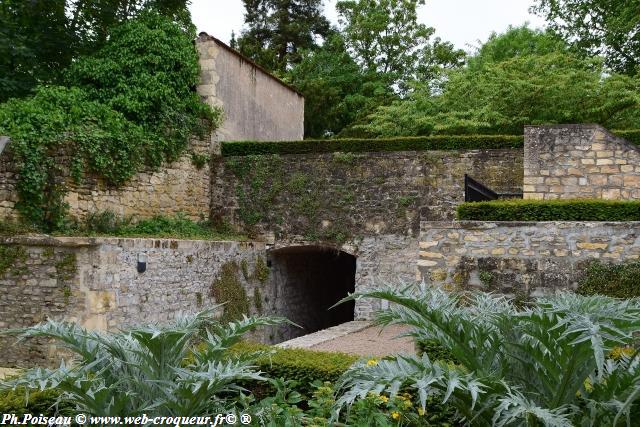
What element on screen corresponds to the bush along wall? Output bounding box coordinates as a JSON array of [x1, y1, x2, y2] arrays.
[[0, 14, 219, 231], [221, 134, 524, 156], [577, 261, 640, 299], [457, 199, 640, 221], [614, 129, 640, 145]]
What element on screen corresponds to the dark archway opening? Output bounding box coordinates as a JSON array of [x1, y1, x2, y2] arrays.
[[269, 246, 356, 342]]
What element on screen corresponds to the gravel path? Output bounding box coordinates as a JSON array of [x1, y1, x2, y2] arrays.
[[310, 324, 416, 357]]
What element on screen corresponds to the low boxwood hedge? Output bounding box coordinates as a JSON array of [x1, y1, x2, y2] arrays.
[[222, 135, 524, 156], [614, 129, 640, 145], [577, 261, 640, 299], [229, 341, 358, 396], [457, 199, 640, 221], [0, 387, 73, 416]]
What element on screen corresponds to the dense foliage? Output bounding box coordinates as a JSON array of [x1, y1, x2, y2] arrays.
[[0, 0, 192, 103], [577, 261, 640, 299], [0, 311, 285, 416], [358, 50, 640, 136], [532, 0, 640, 75], [286, 34, 395, 138], [335, 284, 640, 426], [0, 14, 218, 230], [336, 0, 464, 92], [222, 134, 523, 156], [456, 199, 640, 222], [237, 0, 331, 73]]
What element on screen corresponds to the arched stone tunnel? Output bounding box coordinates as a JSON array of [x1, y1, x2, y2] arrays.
[[268, 245, 356, 342]]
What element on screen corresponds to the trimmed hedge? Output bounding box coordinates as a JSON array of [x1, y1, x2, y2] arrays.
[[457, 199, 640, 221], [614, 129, 640, 146], [222, 135, 524, 156], [0, 388, 73, 416], [230, 341, 358, 396], [577, 261, 640, 299]]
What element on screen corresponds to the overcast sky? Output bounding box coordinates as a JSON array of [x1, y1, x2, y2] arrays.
[[190, 0, 547, 52]]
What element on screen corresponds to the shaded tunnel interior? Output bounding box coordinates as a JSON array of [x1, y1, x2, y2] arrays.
[[269, 246, 356, 342]]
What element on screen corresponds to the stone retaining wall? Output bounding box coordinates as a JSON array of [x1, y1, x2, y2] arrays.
[[213, 149, 523, 240], [0, 236, 270, 367], [0, 138, 212, 222], [418, 221, 640, 296], [524, 125, 640, 200]]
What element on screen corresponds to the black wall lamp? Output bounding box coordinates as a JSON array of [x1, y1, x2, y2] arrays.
[[137, 253, 148, 273]]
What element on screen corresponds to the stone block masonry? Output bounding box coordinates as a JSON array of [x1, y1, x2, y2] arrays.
[[213, 149, 523, 241], [524, 124, 640, 200], [0, 236, 271, 367], [419, 221, 640, 296]]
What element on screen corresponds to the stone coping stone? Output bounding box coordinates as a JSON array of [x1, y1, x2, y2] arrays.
[[0, 235, 265, 249], [276, 321, 371, 349]]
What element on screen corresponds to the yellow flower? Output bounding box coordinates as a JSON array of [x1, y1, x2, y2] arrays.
[[379, 395, 389, 404], [367, 359, 379, 367], [584, 378, 593, 393], [610, 346, 635, 360], [391, 411, 400, 420], [418, 407, 426, 416], [403, 399, 412, 409]]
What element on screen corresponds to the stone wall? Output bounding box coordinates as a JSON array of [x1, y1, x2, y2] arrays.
[[0, 236, 271, 367], [0, 138, 212, 222], [196, 34, 304, 144], [213, 149, 523, 241], [418, 221, 640, 297], [524, 124, 640, 200]]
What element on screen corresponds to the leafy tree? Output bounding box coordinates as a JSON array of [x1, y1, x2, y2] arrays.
[[0, 0, 191, 102], [358, 52, 640, 136], [336, 0, 464, 92], [0, 14, 218, 230], [287, 34, 395, 137], [237, 0, 331, 73], [532, 0, 640, 75], [467, 25, 568, 71], [335, 285, 640, 426]]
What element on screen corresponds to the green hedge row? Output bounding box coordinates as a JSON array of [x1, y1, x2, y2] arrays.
[[0, 388, 73, 416], [230, 341, 358, 396], [577, 261, 640, 299], [222, 135, 524, 156], [457, 199, 640, 221], [614, 129, 640, 145]]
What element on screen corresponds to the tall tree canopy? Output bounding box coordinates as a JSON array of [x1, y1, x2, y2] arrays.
[[238, 0, 331, 73], [336, 0, 464, 91], [532, 0, 640, 75], [356, 26, 640, 137], [287, 33, 394, 137], [0, 0, 191, 102]]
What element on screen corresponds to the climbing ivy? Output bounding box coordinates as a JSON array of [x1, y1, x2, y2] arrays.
[[210, 262, 250, 324], [0, 245, 27, 277], [0, 13, 219, 230]]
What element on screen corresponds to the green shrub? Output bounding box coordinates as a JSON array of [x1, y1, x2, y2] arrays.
[[577, 261, 640, 299], [222, 134, 523, 156], [414, 340, 457, 363], [230, 342, 358, 396], [614, 129, 640, 145], [0, 388, 73, 416], [457, 199, 640, 221]]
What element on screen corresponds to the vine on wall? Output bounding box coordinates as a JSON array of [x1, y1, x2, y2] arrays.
[[0, 13, 220, 231]]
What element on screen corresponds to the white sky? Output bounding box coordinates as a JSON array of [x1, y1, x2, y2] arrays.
[[189, 0, 547, 52]]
